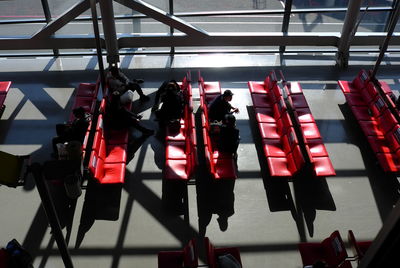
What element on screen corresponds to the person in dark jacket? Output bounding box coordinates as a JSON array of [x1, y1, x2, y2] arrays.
[[218, 114, 240, 155], [153, 80, 185, 123], [52, 106, 91, 156], [208, 90, 239, 122], [105, 91, 154, 135], [107, 65, 149, 101]]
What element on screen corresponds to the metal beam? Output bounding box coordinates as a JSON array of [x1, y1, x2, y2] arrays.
[[280, 0, 293, 53], [336, 0, 363, 68], [114, 0, 208, 37], [99, 0, 120, 65], [32, 0, 91, 40], [2, 33, 400, 50]]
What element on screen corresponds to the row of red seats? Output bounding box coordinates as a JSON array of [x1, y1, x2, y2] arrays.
[[163, 76, 198, 180], [199, 76, 238, 180], [298, 230, 372, 267], [248, 71, 335, 177], [338, 69, 400, 173], [0, 81, 11, 118], [158, 237, 242, 268], [87, 82, 130, 184], [284, 78, 335, 177], [69, 80, 99, 121]]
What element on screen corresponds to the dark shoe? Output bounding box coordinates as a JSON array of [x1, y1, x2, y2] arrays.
[[139, 95, 150, 102], [151, 105, 159, 112], [135, 114, 143, 120], [133, 78, 144, 84], [217, 216, 228, 231]]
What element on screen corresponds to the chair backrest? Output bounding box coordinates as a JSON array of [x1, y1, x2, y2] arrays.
[[352, 69, 369, 90], [264, 70, 278, 90], [183, 239, 198, 268], [369, 95, 388, 118], [321, 230, 348, 267]]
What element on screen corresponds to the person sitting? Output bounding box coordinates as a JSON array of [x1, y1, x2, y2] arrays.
[[153, 80, 185, 125], [105, 91, 154, 136], [217, 114, 240, 157], [208, 90, 239, 122], [106, 64, 149, 102], [52, 106, 91, 157]]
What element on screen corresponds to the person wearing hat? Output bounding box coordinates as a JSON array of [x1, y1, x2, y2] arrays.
[[208, 89, 239, 122], [217, 114, 240, 157], [106, 64, 149, 102]]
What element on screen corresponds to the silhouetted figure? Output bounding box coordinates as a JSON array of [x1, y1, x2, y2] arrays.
[[52, 106, 91, 157], [208, 90, 239, 122], [106, 65, 149, 102], [218, 114, 240, 156], [105, 91, 154, 136], [153, 80, 185, 124]]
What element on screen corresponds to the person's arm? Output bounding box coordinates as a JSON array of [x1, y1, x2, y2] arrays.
[[118, 70, 130, 84]]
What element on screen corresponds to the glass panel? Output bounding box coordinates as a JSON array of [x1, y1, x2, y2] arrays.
[[289, 12, 345, 32], [0, 0, 44, 20], [358, 11, 391, 32], [0, 23, 46, 36]]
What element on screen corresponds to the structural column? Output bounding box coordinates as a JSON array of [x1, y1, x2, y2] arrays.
[[99, 0, 120, 65], [336, 0, 363, 68]]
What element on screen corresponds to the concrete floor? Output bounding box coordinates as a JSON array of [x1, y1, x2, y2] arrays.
[[0, 54, 399, 268]]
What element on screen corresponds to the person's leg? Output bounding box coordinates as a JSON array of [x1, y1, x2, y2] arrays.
[[130, 119, 154, 136], [128, 82, 149, 101]]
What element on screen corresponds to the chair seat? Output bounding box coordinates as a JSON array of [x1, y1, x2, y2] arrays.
[[203, 81, 221, 94], [312, 156, 336, 177], [259, 123, 280, 139], [263, 139, 285, 157], [359, 120, 384, 136], [0, 81, 11, 94], [251, 93, 271, 108], [248, 81, 267, 94], [105, 129, 129, 145], [345, 93, 367, 106], [267, 157, 293, 177], [254, 107, 275, 123], [307, 139, 328, 157], [166, 126, 187, 141], [376, 153, 400, 173], [290, 94, 309, 108], [212, 158, 237, 179], [164, 159, 189, 180], [286, 82, 303, 95], [301, 123, 322, 140], [166, 141, 186, 160], [76, 83, 97, 98], [295, 108, 315, 123], [350, 105, 374, 121], [98, 162, 126, 184], [104, 144, 127, 163], [367, 136, 391, 153]]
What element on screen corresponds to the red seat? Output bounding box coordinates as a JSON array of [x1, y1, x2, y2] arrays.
[[294, 108, 315, 123], [258, 122, 284, 139], [205, 237, 242, 268], [369, 96, 388, 118], [0, 81, 11, 95], [352, 69, 369, 90], [313, 156, 336, 177], [263, 139, 285, 157], [264, 71, 278, 90], [267, 154, 297, 177], [248, 81, 267, 94], [358, 120, 384, 137], [254, 107, 275, 123], [367, 136, 390, 154], [338, 80, 360, 94], [375, 153, 400, 173], [203, 81, 221, 95], [377, 109, 397, 134], [158, 239, 198, 268], [89, 153, 125, 184], [166, 141, 187, 160], [300, 123, 321, 140], [285, 82, 303, 95], [349, 105, 373, 121], [298, 230, 351, 268], [251, 93, 271, 108], [345, 93, 367, 106], [307, 139, 329, 157], [76, 82, 97, 98], [289, 94, 309, 108]]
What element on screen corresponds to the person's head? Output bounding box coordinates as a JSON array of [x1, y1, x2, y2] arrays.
[[224, 114, 236, 127], [223, 90, 234, 102], [109, 64, 119, 77], [166, 80, 180, 93], [72, 106, 86, 119]]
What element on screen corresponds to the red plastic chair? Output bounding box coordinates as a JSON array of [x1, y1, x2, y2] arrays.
[[158, 239, 198, 268], [205, 237, 242, 268], [298, 230, 352, 268]]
